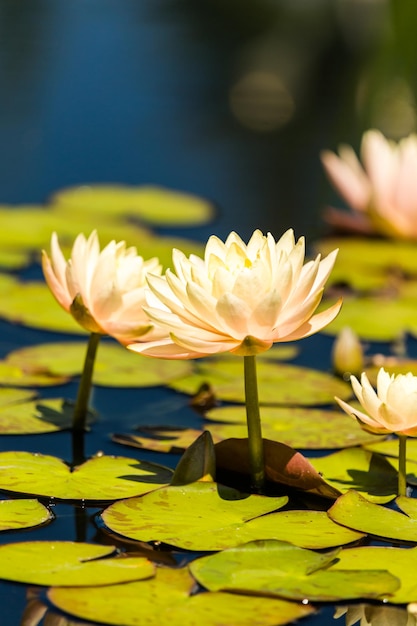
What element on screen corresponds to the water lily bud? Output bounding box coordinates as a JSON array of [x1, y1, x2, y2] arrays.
[[332, 326, 364, 379]]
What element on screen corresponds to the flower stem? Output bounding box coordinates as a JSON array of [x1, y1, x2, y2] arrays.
[[398, 434, 408, 497], [243, 354, 265, 491], [72, 332, 101, 433]]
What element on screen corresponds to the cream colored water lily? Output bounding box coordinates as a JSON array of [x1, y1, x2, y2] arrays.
[[42, 231, 163, 343], [336, 368, 417, 436], [321, 130, 417, 239], [128, 229, 342, 360], [336, 367, 417, 496]]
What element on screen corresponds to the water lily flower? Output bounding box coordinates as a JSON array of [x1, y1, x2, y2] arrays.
[[128, 229, 342, 360], [42, 230, 163, 343], [129, 228, 341, 490], [321, 130, 417, 239], [336, 368, 417, 496], [42, 230, 164, 442]]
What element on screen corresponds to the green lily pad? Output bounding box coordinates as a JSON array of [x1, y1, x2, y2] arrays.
[[241, 510, 365, 549], [51, 184, 214, 226], [7, 341, 193, 387], [321, 296, 417, 341], [0, 541, 154, 586], [0, 387, 37, 406], [0, 360, 68, 387], [333, 545, 417, 604], [112, 428, 223, 454], [101, 481, 288, 551], [0, 452, 172, 502], [315, 238, 417, 289], [309, 447, 398, 503], [0, 499, 52, 531], [0, 398, 77, 434], [328, 490, 417, 542], [205, 405, 380, 449], [190, 540, 399, 601], [169, 358, 351, 406], [363, 439, 417, 485], [0, 279, 85, 334], [48, 566, 314, 626]]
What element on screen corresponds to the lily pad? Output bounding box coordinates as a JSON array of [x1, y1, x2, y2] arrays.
[[0, 452, 173, 502], [7, 341, 193, 387], [333, 545, 417, 604], [48, 566, 314, 626], [0, 398, 77, 434], [0, 360, 68, 387], [190, 540, 399, 601], [101, 481, 288, 551], [309, 447, 398, 503], [328, 490, 417, 542], [320, 296, 417, 341], [169, 358, 351, 406], [0, 541, 154, 586], [112, 428, 223, 455], [51, 184, 214, 226], [0, 499, 52, 531], [205, 405, 379, 449]]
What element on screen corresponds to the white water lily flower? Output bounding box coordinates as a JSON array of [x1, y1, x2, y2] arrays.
[[42, 231, 164, 343], [321, 130, 417, 239], [128, 229, 342, 359], [336, 368, 417, 436]]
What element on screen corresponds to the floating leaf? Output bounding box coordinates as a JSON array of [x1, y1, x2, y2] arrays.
[[321, 296, 417, 341], [51, 184, 214, 226], [101, 481, 288, 551], [333, 545, 417, 604], [215, 438, 341, 499], [0, 541, 154, 586], [241, 509, 365, 549], [0, 360, 68, 387], [7, 341, 193, 387], [309, 447, 398, 503], [0, 452, 172, 502], [0, 398, 77, 434], [0, 387, 37, 406], [169, 358, 351, 406], [48, 566, 314, 626], [190, 540, 399, 601], [0, 499, 52, 531], [112, 428, 223, 455], [328, 490, 417, 541], [205, 405, 379, 449]]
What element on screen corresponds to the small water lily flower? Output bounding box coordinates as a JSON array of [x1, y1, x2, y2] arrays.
[[42, 231, 163, 343], [336, 368, 417, 497], [128, 229, 342, 360], [129, 228, 341, 491], [336, 368, 417, 436], [321, 130, 417, 239], [332, 327, 364, 380]]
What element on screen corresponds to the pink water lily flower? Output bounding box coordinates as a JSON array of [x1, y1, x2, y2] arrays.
[[336, 368, 417, 436], [42, 231, 164, 343], [321, 130, 417, 239], [128, 229, 342, 359]]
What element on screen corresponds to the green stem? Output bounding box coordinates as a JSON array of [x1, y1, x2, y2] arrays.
[[244, 355, 265, 491], [72, 332, 101, 433], [398, 434, 408, 497]]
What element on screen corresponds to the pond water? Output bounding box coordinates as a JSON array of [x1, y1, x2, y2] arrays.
[[0, 2, 410, 625]]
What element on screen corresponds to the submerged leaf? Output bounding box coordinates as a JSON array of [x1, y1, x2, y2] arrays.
[[48, 566, 314, 626], [190, 540, 399, 601]]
